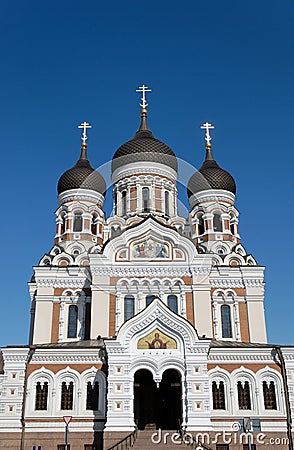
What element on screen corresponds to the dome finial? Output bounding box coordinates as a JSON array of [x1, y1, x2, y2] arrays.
[[200, 121, 215, 160], [136, 84, 152, 117], [78, 121, 92, 159]]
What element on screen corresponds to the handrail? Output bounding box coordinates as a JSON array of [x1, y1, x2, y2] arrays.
[[107, 429, 138, 450]]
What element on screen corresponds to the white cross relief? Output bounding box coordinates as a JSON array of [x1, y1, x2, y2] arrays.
[[201, 122, 215, 144], [78, 121, 92, 143], [136, 84, 152, 109]]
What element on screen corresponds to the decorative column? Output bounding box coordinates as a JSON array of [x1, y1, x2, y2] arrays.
[[58, 299, 65, 342], [180, 291, 186, 318], [212, 299, 219, 339], [233, 299, 241, 341], [115, 291, 122, 332], [79, 296, 86, 340]]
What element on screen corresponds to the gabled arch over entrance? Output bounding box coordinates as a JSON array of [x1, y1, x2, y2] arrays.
[[134, 369, 182, 430]]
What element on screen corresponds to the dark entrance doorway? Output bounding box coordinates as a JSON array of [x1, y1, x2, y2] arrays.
[[134, 369, 182, 430]]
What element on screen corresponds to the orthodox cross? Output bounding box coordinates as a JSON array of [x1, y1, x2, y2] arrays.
[[201, 122, 214, 144], [136, 84, 152, 109], [78, 121, 92, 143]]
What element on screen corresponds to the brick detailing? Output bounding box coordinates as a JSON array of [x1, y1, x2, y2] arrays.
[[51, 303, 60, 343], [238, 301, 250, 342], [28, 363, 103, 376], [185, 292, 194, 326], [109, 294, 116, 337]]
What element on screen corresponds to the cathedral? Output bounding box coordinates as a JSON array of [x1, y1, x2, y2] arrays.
[[0, 86, 294, 450]]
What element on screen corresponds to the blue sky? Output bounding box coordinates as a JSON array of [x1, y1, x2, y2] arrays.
[[0, 1, 293, 347]]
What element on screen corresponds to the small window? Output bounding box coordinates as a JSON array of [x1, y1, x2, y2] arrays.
[[213, 213, 223, 232], [73, 212, 83, 232], [60, 214, 66, 234], [243, 445, 256, 450], [167, 295, 178, 314], [86, 381, 99, 410], [142, 187, 150, 212], [67, 305, 78, 338], [221, 304, 232, 339], [84, 446, 97, 450], [91, 214, 97, 235], [61, 381, 74, 410], [238, 381, 251, 410], [122, 191, 127, 216], [263, 381, 277, 410], [216, 445, 229, 450], [57, 446, 71, 450], [35, 381, 48, 410], [124, 295, 135, 321], [165, 191, 169, 216], [197, 214, 205, 235], [212, 381, 226, 409], [146, 295, 156, 307]]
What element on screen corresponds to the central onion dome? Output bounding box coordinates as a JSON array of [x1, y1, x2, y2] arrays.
[[112, 110, 178, 174], [58, 142, 106, 195], [187, 143, 236, 197]]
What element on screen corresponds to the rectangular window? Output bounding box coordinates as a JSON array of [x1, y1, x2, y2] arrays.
[[57, 446, 70, 450], [243, 445, 256, 450], [216, 445, 229, 450], [84, 446, 97, 450]]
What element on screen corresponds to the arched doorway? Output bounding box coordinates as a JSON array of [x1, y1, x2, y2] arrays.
[[134, 369, 182, 430]]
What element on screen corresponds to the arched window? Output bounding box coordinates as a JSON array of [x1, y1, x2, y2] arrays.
[[124, 295, 135, 321], [142, 187, 150, 212], [114, 192, 117, 215], [61, 381, 74, 410], [263, 381, 277, 410], [221, 304, 232, 338], [213, 213, 223, 232], [167, 295, 178, 314], [122, 191, 127, 216], [146, 294, 156, 307], [73, 212, 83, 232], [60, 213, 66, 235], [197, 214, 205, 235], [237, 380, 251, 409], [91, 214, 97, 235], [212, 381, 226, 409], [165, 191, 169, 216], [86, 381, 99, 410], [67, 305, 78, 338], [35, 381, 48, 410]]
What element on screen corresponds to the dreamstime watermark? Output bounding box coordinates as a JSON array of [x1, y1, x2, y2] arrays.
[[151, 424, 289, 446]]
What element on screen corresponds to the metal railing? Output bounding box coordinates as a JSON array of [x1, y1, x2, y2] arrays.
[[107, 429, 138, 450]]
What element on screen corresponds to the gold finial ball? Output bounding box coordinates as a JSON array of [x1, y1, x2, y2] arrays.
[[82, 141, 87, 148], [206, 142, 212, 149], [141, 108, 148, 116]]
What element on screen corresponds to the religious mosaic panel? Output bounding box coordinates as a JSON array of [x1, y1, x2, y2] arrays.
[[137, 329, 177, 349], [132, 238, 169, 259]]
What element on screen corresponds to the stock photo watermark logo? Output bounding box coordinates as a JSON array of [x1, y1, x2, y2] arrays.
[[151, 424, 289, 446]]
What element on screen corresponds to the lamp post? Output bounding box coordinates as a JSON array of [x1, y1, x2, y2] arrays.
[[63, 416, 72, 450]]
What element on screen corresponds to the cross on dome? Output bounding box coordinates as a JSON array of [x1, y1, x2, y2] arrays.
[[201, 122, 215, 145], [78, 121, 92, 143], [136, 84, 152, 110]]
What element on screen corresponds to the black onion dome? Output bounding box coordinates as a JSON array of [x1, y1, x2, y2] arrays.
[[187, 145, 236, 197], [112, 113, 178, 173], [58, 144, 106, 195]]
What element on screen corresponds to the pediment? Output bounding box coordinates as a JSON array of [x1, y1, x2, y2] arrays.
[[106, 298, 205, 355], [99, 217, 197, 263]]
